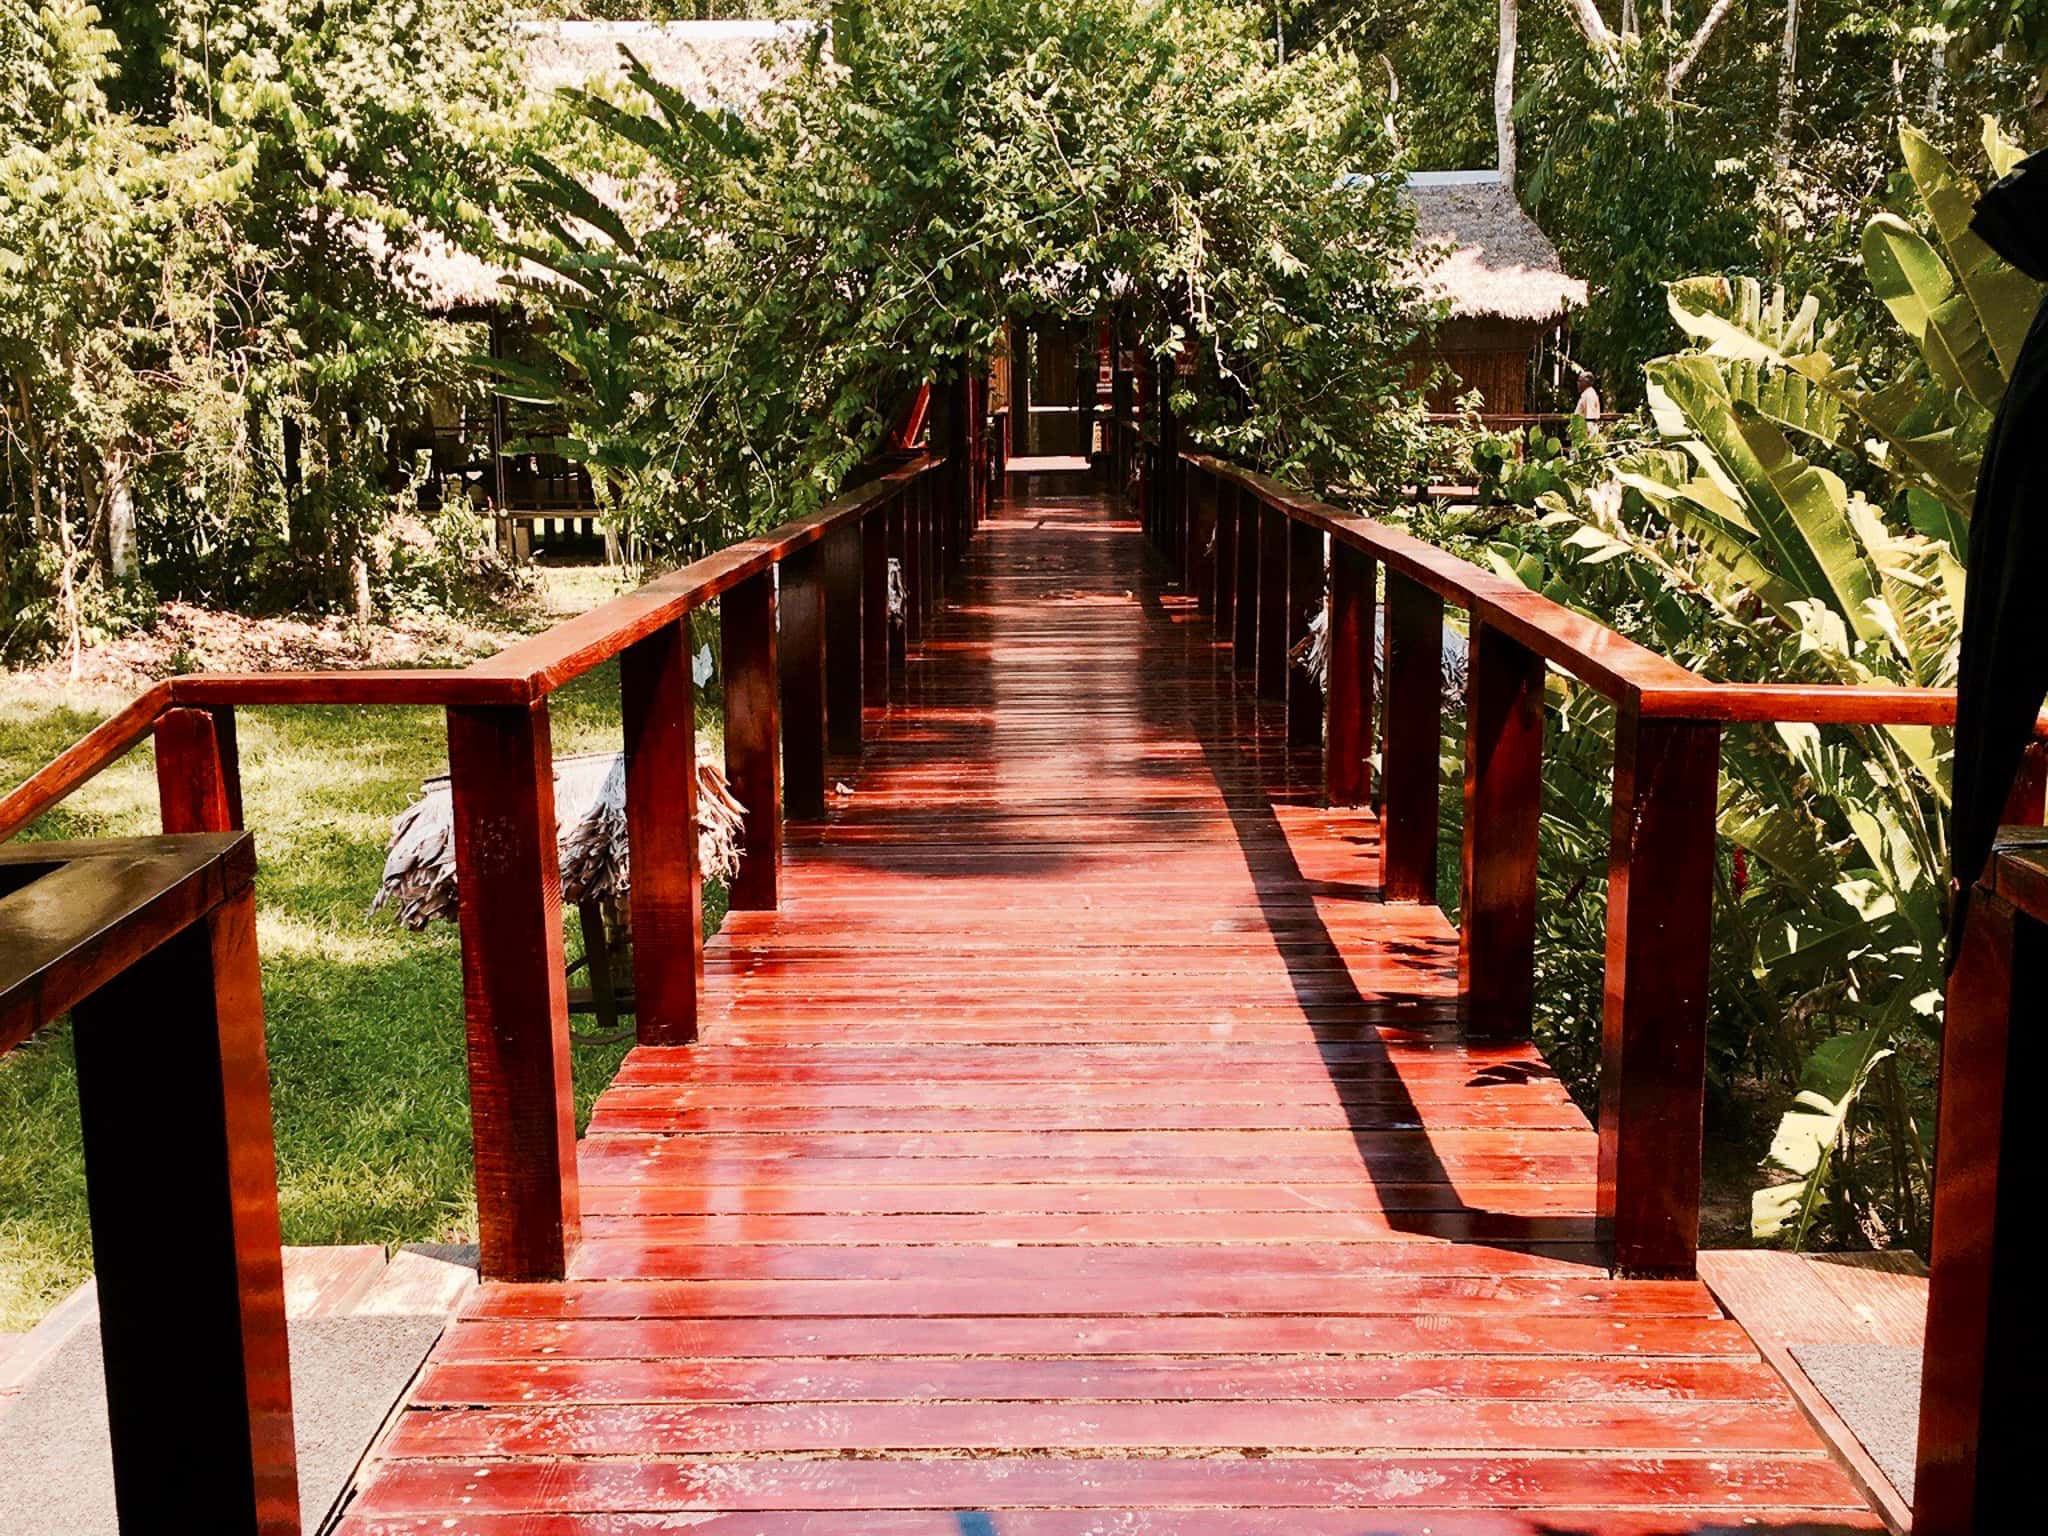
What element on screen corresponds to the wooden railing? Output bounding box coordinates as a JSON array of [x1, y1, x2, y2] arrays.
[[1173, 452, 2027, 1279], [1, 831, 297, 1534], [1916, 827, 2042, 1534], [1, 452, 966, 1288]]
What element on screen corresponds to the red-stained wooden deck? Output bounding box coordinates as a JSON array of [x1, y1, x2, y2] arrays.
[[335, 483, 1878, 1534]]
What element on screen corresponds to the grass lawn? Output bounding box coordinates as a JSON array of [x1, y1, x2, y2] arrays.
[[0, 574, 726, 1330]]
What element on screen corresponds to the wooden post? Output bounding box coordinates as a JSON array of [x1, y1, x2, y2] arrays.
[[1286, 521, 1324, 749], [887, 496, 910, 679], [1915, 851, 2044, 1534], [1380, 571, 1443, 903], [444, 700, 579, 1281], [156, 706, 240, 834], [862, 503, 890, 708], [824, 523, 864, 756], [71, 882, 298, 1536], [780, 545, 828, 820], [1326, 543, 1376, 806], [902, 481, 926, 650], [1188, 470, 1214, 614], [1232, 485, 1258, 674], [1598, 711, 1721, 1278], [1256, 504, 1290, 702], [721, 571, 781, 910], [620, 619, 702, 1046], [1460, 621, 1545, 1038], [1212, 472, 1237, 640]]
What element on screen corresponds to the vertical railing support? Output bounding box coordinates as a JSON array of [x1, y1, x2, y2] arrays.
[[620, 618, 703, 1046], [1189, 471, 1215, 615], [445, 699, 579, 1280], [824, 523, 864, 757], [862, 503, 890, 709], [1460, 621, 1545, 1037], [1380, 571, 1443, 903], [902, 481, 926, 651], [887, 495, 910, 680], [780, 545, 828, 820], [156, 705, 241, 834], [1232, 485, 1258, 673], [721, 572, 781, 910], [1914, 842, 2043, 1533], [1212, 472, 1237, 640], [1598, 710, 1720, 1277], [72, 874, 298, 1536], [1286, 522, 1324, 749], [1326, 543, 1376, 806], [1256, 506, 1289, 702]]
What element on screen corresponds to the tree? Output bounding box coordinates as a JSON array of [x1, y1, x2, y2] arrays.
[[509, 0, 1426, 556]]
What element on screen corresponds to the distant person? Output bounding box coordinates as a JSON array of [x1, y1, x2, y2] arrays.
[[1573, 369, 1603, 422]]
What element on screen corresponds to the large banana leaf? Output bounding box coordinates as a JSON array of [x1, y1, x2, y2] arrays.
[[1899, 124, 2036, 385], [1649, 356, 1885, 646], [1752, 1025, 1895, 1246]]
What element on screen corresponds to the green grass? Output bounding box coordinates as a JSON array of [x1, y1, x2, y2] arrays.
[[0, 584, 727, 1330]]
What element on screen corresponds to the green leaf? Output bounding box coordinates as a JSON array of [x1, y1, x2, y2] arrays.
[[1752, 1027, 1894, 1246]]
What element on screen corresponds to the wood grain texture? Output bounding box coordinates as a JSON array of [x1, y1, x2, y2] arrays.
[[1599, 712, 1721, 1278], [1460, 622, 1545, 1038], [720, 572, 781, 911], [620, 620, 702, 1046], [154, 705, 238, 835], [445, 700, 579, 1280], [1326, 541, 1375, 806], [1914, 867, 2040, 1536], [71, 883, 299, 1536], [1380, 569, 1443, 904], [777, 544, 828, 821], [336, 484, 1867, 1533], [1286, 519, 1324, 749]]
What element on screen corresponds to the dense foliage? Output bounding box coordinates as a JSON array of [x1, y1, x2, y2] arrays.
[[507, 0, 1425, 558], [1425, 123, 2040, 1249], [0, 0, 517, 662]]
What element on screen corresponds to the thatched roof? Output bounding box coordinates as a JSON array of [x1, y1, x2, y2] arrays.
[[407, 19, 813, 312], [518, 18, 813, 107], [1403, 171, 1586, 325]]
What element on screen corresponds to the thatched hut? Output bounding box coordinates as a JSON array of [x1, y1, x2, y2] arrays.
[[394, 21, 814, 554], [1402, 171, 1586, 418]]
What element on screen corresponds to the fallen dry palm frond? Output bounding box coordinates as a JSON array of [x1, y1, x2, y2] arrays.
[[372, 745, 745, 930]]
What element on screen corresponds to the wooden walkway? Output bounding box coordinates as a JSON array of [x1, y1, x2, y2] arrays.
[[335, 482, 1879, 1534]]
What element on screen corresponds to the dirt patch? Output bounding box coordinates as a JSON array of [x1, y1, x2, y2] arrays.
[[3, 565, 625, 699]]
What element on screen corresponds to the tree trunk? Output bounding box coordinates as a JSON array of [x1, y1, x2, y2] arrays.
[[105, 444, 137, 583], [1495, 0, 1519, 188]]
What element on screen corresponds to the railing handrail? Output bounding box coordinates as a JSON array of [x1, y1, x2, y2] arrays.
[[1189, 451, 1979, 729], [0, 455, 944, 844]]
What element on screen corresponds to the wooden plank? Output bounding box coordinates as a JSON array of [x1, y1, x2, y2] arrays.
[[350, 1454, 1865, 1517], [283, 1245, 387, 1319], [354, 1248, 479, 1317], [1700, 1250, 1916, 1536]]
